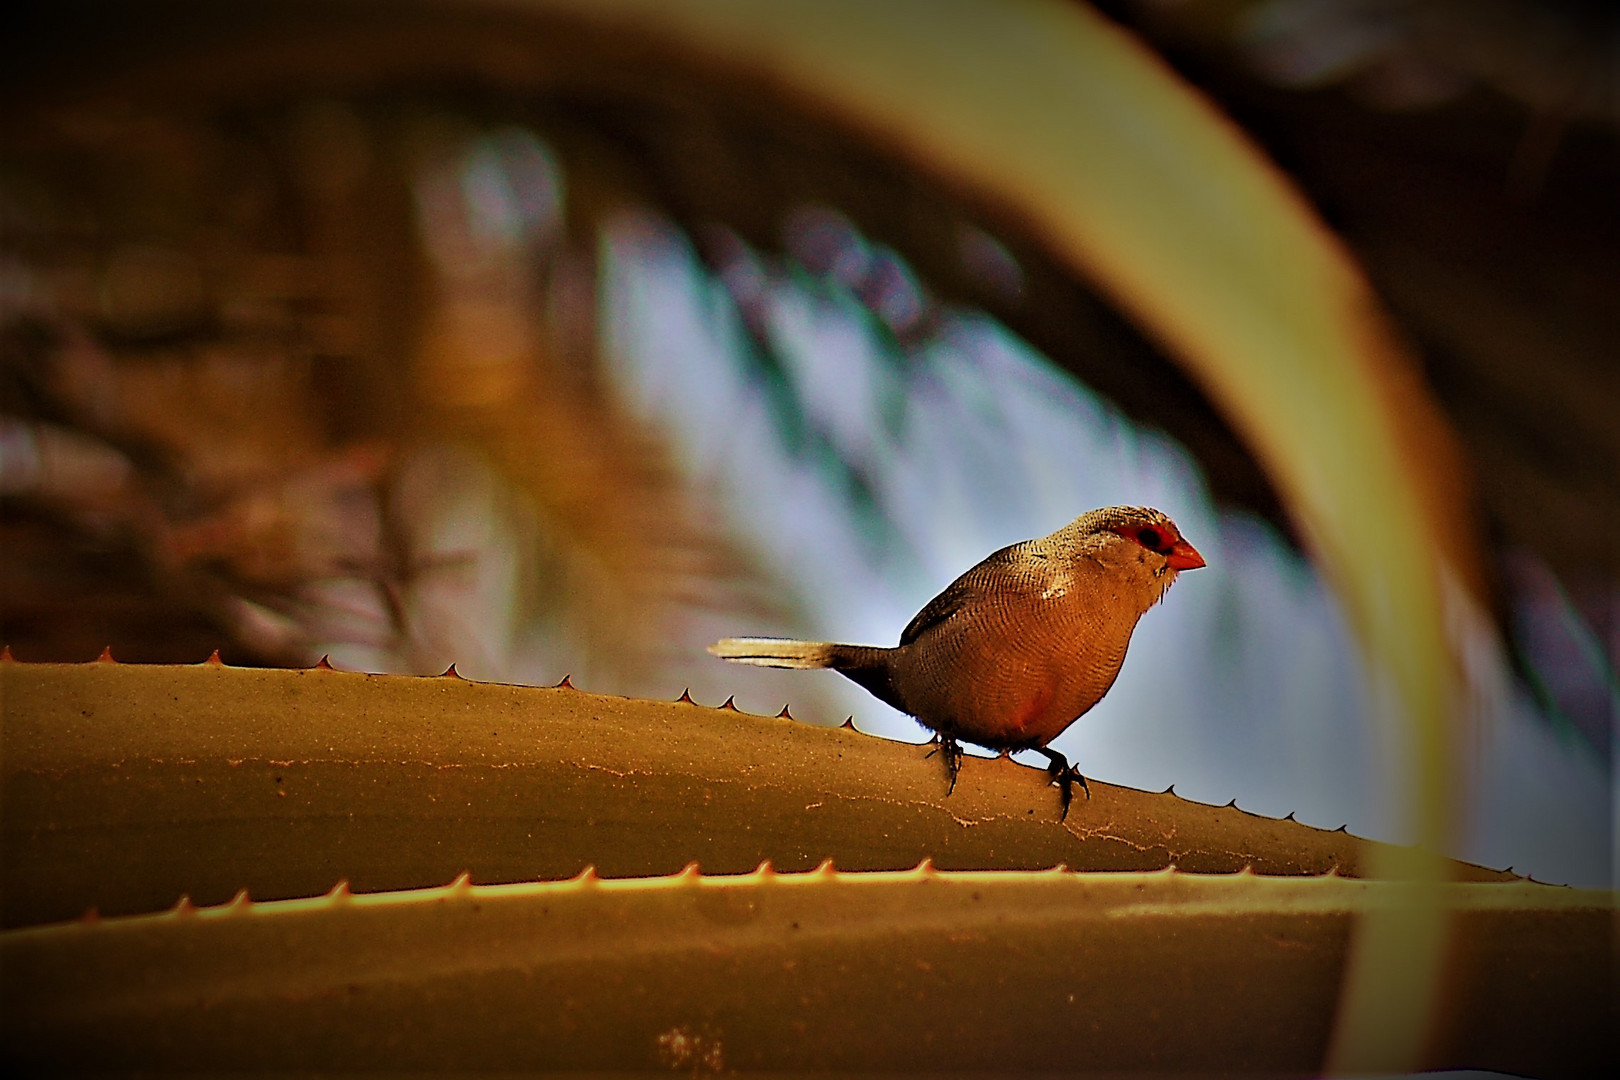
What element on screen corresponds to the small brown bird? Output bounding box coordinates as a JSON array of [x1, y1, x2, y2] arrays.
[[709, 506, 1205, 816]]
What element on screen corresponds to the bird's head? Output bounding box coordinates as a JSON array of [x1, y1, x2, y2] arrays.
[[1067, 505, 1206, 608]]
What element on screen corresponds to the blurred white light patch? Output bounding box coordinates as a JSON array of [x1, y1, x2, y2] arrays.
[[599, 209, 1610, 888], [459, 129, 565, 252]]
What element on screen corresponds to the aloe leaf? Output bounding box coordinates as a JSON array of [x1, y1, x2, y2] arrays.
[[2, 659, 1513, 929], [3, 864, 1608, 1073]]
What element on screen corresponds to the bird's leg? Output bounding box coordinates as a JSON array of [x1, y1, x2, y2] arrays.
[[924, 734, 965, 795], [1033, 747, 1091, 820]]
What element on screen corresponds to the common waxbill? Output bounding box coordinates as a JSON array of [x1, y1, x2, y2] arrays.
[[709, 506, 1205, 816]]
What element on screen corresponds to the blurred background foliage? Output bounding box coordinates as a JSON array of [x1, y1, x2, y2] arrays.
[[0, 0, 1613, 886]]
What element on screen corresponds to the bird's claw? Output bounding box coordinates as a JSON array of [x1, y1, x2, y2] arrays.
[[1035, 748, 1090, 821], [925, 734, 964, 796]]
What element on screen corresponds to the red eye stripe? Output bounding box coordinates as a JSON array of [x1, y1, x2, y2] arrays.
[[1106, 520, 1206, 570], [1110, 523, 1172, 554]]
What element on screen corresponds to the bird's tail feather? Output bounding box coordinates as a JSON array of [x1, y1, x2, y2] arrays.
[[709, 637, 903, 712], [707, 637, 845, 669]]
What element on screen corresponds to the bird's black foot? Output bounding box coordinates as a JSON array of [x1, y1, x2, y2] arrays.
[[925, 734, 964, 796], [1034, 747, 1091, 821]]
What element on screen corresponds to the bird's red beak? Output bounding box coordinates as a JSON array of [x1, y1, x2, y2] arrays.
[[1165, 540, 1205, 571]]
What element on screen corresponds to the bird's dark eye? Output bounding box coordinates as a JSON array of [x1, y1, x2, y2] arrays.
[[1137, 527, 1163, 552]]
